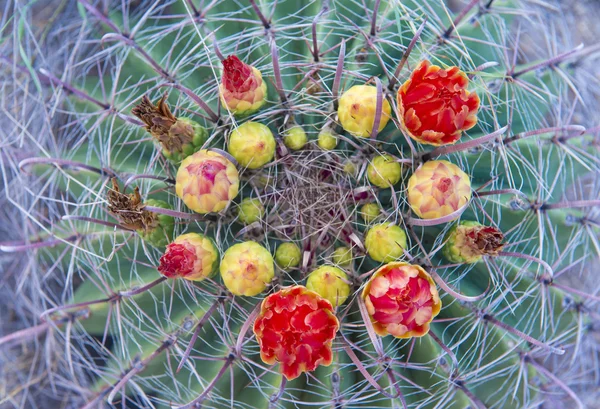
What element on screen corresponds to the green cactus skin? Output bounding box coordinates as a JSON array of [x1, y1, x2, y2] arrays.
[[162, 118, 209, 164], [2, 1, 600, 409], [136, 199, 175, 248]]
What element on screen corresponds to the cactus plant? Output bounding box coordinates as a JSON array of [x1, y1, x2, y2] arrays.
[[2, 1, 600, 409]]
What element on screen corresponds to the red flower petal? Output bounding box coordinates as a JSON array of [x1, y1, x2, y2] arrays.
[[158, 243, 197, 278], [222, 55, 254, 93], [361, 263, 441, 339], [253, 286, 339, 380]]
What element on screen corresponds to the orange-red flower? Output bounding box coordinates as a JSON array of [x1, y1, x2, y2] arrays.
[[253, 285, 340, 380], [362, 262, 441, 338], [397, 61, 480, 146]]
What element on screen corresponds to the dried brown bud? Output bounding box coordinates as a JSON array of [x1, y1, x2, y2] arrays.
[[107, 178, 156, 232], [442, 221, 504, 264], [131, 95, 206, 162]]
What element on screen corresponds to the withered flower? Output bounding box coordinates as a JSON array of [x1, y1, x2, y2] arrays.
[[132, 94, 207, 163]]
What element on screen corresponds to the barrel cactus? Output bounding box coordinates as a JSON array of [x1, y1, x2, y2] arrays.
[[2, 1, 600, 408]]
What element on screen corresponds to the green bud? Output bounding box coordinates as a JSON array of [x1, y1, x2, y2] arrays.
[[237, 198, 265, 224], [275, 242, 302, 268], [306, 265, 351, 307], [283, 126, 308, 151], [367, 154, 402, 188], [360, 203, 380, 223], [331, 246, 352, 267], [318, 129, 338, 150], [364, 222, 408, 263]]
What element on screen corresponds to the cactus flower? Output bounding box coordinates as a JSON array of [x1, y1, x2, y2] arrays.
[[219, 55, 267, 117], [442, 221, 504, 263], [158, 233, 219, 281], [306, 265, 351, 307], [253, 285, 340, 380], [220, 241, 274, 296], [228, 121, 276, 169], [237, 198, 265, 225], [397, 61, 480, 146], [407, 160, 471, 220], [362, 262, 441, 338], [367, 154, 402, 188], [275, 242, 302, 268], [132, 95, 208, 163], [338, 85, 391, 138], [365, 222, 408, 263], [176, 150, 240, 214], [318, 128, 338, 150], [283, 125, 308, 151], [331, 246, 352, 267], [360, 203, 380, 223]]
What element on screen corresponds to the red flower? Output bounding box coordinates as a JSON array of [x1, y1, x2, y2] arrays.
[[222, 56, 255, 93], [362, 262, 441, 338], [397, 61, 480, 146], [253, 286, 340, 380], [158, 243, 196, 279]]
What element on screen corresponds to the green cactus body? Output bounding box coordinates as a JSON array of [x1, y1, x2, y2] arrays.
[[136, 199, 175, 247], [162, 118, 208, 163], [4, 0, 600, 408]]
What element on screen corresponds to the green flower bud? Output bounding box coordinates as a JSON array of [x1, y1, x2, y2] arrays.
[[275, 242, 302, 268], [306, 265, 351, 307], [364, 222, 408, 263], [367, 154, 402, 188], [318, 129, 338, 150], [343, 160, 358, 178], [360, 203, 380, 223], [237, 198, 265, 224], [283, 126, 308, 151], [331, 246, 352, 267]]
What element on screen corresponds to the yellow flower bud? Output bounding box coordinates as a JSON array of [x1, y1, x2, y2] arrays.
[[407, 160, 471, 220], [220, 241, 274, 296], [228, 122, 276, 169], [283, 126, 308, 151], [176, 150, 240, 214], [367, 154, 402, 188], [306, 265, 351, 307], [360, 203, 380, 223], [318, 129, 338, 150], [275, 242, 302, 268], [331, 246, 352, 267], [338, 85, 391, 138], [237, 198, 264, 224], [364, 222, 408, 263]]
